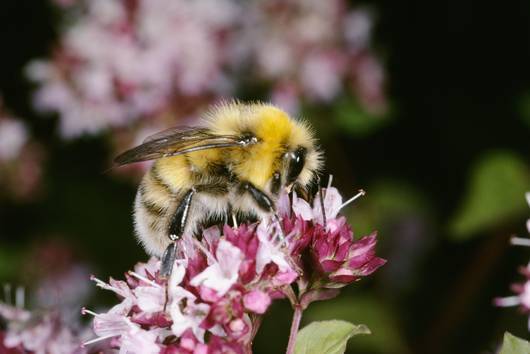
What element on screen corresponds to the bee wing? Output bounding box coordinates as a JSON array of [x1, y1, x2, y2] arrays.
[[141, 126, 207, 144], [114, 127, 244, 165]]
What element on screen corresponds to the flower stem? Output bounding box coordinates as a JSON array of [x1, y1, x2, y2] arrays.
[[286, 305, 303, 354]]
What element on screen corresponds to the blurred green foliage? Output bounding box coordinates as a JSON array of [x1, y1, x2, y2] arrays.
[[0, 245, 22, 280], [449, 151, 530, 240], [333, 96, 391, 138], [345, 179, 430, 237]]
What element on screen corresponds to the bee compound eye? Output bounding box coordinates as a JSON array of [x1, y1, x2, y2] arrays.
[[286, 147, 307, 184]]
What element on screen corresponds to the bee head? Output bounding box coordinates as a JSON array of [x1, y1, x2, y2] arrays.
[[280, 142, 321, 194], [206, 102, 323, 194], [253, 106, 322, 195]]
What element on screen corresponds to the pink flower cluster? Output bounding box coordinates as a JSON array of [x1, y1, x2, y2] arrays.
[[83, 187, 385, 353], [0, 304, 86, 354], [242, 0, 386, 114], [28, 0, 386, 143], [0, 241, 96, 354], [495, 193, 530, 329], [27, 0, 238, 139]]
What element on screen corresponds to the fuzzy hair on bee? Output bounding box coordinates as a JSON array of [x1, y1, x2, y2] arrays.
[[115, 102, 323, 275]]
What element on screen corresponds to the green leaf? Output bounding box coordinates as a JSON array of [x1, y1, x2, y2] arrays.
[[449, 151, 530, 240], [500, 332, 530, 354], [294, 320, 370, 354], [303, 296, 410, 354]]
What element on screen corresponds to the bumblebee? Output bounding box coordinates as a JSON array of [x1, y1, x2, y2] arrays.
[[115, 102, 322, 276]]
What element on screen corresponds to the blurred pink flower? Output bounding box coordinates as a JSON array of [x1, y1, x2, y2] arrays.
[[495, 266, 530, 330], [0, 241, 99, 354], [28, 0, 387, 151], [0, 306, 86, 354], [0, 118, 28, 161], [0, 102, 45, 201], [28, 0, 239, 138]]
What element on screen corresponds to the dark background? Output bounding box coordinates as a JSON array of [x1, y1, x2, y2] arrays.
[[1, 1, 530, 353]]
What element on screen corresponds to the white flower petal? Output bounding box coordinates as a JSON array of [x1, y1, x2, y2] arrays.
[[256, 222, 291, 273], [313, 187, 343, 224], [169, 301, 209, 342], [134, 286, 165, 313], [202, 226, 221, 249], [292, 194, 313, 220], [119, 328, 160, 354], [94, 312, 136, 337], [190, 240, 242, 296]]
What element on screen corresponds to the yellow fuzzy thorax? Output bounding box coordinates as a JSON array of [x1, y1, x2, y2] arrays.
[[208, 103, 313, 188]]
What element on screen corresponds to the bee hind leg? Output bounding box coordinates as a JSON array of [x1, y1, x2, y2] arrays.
[[160, 188, 195, 279]]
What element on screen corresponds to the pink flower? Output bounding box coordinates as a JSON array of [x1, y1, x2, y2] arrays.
[[280, 186, 386, 305], [0, 308, 85, 354], [0, 118, 28, 161], [243, 290, 271, 314], [84, 183, 384, 352], [119, 327, 160, 354], [190, 240, 244, 296], [170, 298, 210, 341], [0, 101, 45, 201]]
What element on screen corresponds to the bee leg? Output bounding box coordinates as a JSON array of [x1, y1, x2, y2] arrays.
[[293, 182, 310, 201], [241, 182, 274, 213], [160, 189, 195, 279], [241, 182, 285, 239]]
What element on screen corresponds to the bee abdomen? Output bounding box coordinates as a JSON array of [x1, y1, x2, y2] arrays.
[[140, 196, 167, 218]]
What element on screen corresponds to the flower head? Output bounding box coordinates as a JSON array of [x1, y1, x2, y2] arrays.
[[0, 306, 85, 354], [84, 183, 384, 352], [285, 188, 386, 296]]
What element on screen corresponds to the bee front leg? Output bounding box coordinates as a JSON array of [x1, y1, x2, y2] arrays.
[[240, 181, 274, 213], [160, 188, 195, 279], [240, 181, 286, 239]]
